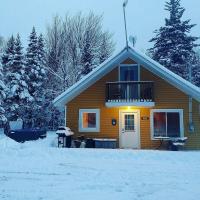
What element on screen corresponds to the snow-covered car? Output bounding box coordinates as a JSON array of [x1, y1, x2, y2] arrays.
[[56, 126, 74, 136], [8, 128, 47, 143]]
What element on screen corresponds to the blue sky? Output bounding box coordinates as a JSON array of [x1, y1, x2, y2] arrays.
[[1, 0, 200, 51]]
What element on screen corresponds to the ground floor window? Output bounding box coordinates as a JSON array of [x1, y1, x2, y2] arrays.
[[79, 109, 100, 132], [150, 109, 184, 139]]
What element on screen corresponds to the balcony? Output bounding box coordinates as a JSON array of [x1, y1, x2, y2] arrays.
[[105, 81, 155, 107]]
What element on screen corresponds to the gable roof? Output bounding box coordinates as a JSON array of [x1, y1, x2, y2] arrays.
[[53, 46, 200, 107]]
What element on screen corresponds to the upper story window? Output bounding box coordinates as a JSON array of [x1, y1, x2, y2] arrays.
[[119, 64, 139, 81]]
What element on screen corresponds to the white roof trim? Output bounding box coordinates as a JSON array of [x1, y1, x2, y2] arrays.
[[53, 46, 200, 107]]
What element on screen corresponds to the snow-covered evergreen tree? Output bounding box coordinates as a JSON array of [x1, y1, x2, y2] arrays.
[[149, 0, 199, 79], [33, 33, 47, 127], [99, 32, 114, 63], [0, 55, 7, 125], [0, 36, 5, 55], [2, 35, 32, 121], [80, 30, 94, 76], [37, 34, 45, 66], [25, 27, 42, 95], [192, 51, 200, 86], [24, 28, 46, 127], [2, 36, 15, 74]]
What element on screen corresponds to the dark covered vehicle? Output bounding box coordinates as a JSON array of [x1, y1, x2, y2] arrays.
[[7, 128, 47, 143]]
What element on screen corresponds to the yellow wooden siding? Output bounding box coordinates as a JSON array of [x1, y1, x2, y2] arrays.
[[140, 67, 200, 149], [66, 68, 120, 142], [66, 59, 200, 149]]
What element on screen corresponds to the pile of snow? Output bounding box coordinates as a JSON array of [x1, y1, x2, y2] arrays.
[[0, 136, 20, 149], [0, 128, 4, 134], [56, 126, 74, 136], [0, 131, 57, 150], [0, 132, 200, 200]]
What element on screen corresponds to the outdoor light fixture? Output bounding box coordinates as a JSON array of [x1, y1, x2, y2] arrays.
[[127, 106, 131, 110]]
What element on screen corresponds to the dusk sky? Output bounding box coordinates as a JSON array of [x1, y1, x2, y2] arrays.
[[1, 0, 200, 51]]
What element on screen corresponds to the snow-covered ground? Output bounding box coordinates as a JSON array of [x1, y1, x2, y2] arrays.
[[0, 133, 200, 200]]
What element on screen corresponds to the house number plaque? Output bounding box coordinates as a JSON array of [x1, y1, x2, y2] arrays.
[[141, 116, 149, 120]]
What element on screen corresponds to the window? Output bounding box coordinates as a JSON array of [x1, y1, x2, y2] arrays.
[[120, 65, 139, 81], [79, 109, 100, 132], [151, 109, 184, 139], [124, 114, 135, 131], [119, 65, 140, 99]]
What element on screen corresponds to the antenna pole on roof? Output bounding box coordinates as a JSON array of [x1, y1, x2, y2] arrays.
[[123, 0, 129, 49]]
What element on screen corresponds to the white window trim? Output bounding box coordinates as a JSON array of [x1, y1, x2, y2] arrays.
[[150, 109, 184, 140], [79, 109, 100, 132]]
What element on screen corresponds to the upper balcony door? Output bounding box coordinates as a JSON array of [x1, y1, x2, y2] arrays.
[[119, 64, 139, 82], [119, 64, 140, 99]]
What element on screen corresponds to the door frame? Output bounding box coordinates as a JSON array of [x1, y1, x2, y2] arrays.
[[119, 109, 141, 149]]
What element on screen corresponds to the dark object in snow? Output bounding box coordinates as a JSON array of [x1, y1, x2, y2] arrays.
[[94, 139, 117, 149], [58, 134, 72, 148], [74, 140, 81, 148], [85, 138, 95, 148], [56, 127, 73, 148], [167, 137, 187, 151], [168, 141, 178, 151], [7, 128, 47, 143], [77, 135, 85, 141]]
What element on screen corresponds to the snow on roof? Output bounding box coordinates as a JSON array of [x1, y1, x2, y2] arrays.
[[53, 46, 200, 107]]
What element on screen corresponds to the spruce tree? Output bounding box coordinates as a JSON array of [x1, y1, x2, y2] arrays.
[[99, 32, 114, 64], [34, 33, 47, 127], [24, 28, 46, 127], [149, 0, 199, 79], [2, 36, 15, 75], [25, 27, 40, 95], [37, 34, 45, 66], [2, 36, 15, 121], [192, 51, 200, 86], [80, 30, 94, 76], [0, 58, 6, 125], [2, 35, 32, 121]]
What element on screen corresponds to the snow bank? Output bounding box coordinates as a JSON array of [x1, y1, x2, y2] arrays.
[[0, 133, 200, 200], [0, 135, 20, 149], [0, 131, 57, 150]]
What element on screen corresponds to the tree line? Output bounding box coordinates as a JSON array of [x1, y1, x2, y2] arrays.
[[0, 12, 114, 129]]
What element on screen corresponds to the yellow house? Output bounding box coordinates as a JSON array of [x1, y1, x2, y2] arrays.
[[53, 46, 200, 149]]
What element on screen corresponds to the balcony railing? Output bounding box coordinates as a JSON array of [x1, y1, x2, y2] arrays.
[[106, 81, 154, 102]]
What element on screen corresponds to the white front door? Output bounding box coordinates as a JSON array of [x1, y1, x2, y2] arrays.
[[119, 110, 140, 149]]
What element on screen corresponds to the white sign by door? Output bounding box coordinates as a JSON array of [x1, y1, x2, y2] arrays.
[[119, 110, 140, 149]]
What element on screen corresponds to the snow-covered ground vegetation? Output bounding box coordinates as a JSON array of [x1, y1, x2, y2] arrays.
[[0, 132, 200, 200]]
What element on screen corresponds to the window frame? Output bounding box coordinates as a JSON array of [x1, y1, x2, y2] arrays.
[[118, 64, 140, 82], [150, 109, 184, 140], [79, 109, 100, 132]]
